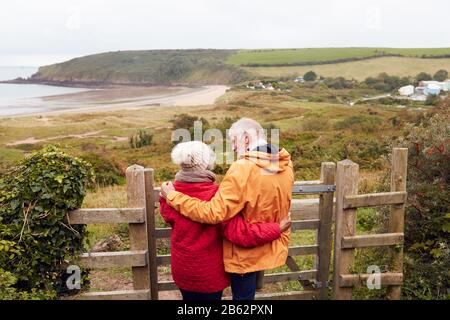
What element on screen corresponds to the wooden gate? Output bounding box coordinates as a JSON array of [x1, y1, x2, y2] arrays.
[[332, 148, 407, 300], [69, 148, 407, 300], [153, 162, 336, 300]]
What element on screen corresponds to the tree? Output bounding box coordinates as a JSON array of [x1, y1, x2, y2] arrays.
[[433, 69, 448, 82], [303, 71, 317, 82], [416, 72, 432, 82]]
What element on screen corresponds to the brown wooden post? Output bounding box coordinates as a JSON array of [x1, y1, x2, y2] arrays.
[[144, 168, 159, 300], [126, 165, 150, 296], [317, 162, 336, 299], [332, 160, 359, 300], [387, 148, 407, 300]]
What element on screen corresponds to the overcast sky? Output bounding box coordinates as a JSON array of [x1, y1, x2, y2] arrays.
[[1, 0, 449, 66]]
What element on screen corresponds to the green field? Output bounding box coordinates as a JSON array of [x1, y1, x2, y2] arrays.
[[226, 47, 450, 66], [245, 56, 450, 81]]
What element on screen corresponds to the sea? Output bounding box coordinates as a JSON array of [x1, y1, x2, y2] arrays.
[[0, 66, 89, 116]]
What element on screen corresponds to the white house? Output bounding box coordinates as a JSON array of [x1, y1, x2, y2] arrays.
[[424, 84, 441, 95], [294, 76, 305, 83], [398, 85, 415, 96]]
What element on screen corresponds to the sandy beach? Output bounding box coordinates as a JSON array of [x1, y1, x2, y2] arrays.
[[1, 85, 229, 117]]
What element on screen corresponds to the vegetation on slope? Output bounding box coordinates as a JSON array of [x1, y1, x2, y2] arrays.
[[31, 49, 250, 86]]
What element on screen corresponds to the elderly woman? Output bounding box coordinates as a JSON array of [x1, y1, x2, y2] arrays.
[[159, 141, 290, 300]]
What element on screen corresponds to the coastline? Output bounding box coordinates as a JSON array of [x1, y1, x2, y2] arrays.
[[0, 78, 204, 89], [0, 84, 230, 117]]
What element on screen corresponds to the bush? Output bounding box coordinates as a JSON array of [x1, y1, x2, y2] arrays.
[[304, 71, 317, 82], [80, 152, 125, 187], [416, 72, 432, 82], [394, 112, 450, 299], [129, 129, 153, 149], [433, 69, 448, 82], [0, 146, 93, 298], [425, 94, 440, 106], [324, 77, 354, 89], [333, 115, 382, 133]]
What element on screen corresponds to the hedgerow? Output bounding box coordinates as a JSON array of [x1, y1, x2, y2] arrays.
[[0, 145, 94, 298]]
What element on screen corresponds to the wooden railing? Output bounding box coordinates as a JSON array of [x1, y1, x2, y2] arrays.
[[332, 148, 407, 300]]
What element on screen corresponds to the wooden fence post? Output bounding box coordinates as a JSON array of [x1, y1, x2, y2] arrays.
[[126, 165, 150, 296], [317, 162, 336, 299], [387, 148, 407, 300], [332, 160, 359, 300], [144, 168, 159, 300]]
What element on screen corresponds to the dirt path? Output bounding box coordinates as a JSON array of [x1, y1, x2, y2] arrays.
[[6, 130, 128, 146]]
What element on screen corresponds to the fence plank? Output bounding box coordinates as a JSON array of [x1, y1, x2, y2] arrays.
[[80, 289, 150, 300], [126, 165, 150, 292], [387, 148, 408, 300], [290, 198, 336, 220], [263, 270, 317, 283], [68, 208, 145, 224], [291, 219, 320, 230], [80, 250, 147, 268], [255, 290, 318, 300], [317, 162, 336, 299], [341, 233, 404, 249], [332, 159, 359, 300], [288, 245, 318, 256], [156, 254, 171, 266], [158, 280, 177, 291], [343, 191, 406, 209], [339, 273, 403, 287], [155, 228, 171, 238]]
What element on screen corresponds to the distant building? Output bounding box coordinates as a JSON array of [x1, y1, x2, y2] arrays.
[[398, 85, 414, 96], [424, 84, 441, 95], [294, 76, 305, 83], [415, 86, 426, 95]]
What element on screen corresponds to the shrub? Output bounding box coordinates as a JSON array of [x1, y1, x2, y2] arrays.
[[129, 129, 153, 149], [394, 112, 450, 299], [304, 71, 317, 82], [416, 72, 432, 82], [333, 115, 382, 133], [425, 94, 440, 106], [301, 116, 329, 131], [80, 152, 125, 187], [433, 69, 448, 82], [0, 145, 93, 297]]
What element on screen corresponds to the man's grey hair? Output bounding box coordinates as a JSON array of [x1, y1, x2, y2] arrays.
[[228, 118, 267, 141]]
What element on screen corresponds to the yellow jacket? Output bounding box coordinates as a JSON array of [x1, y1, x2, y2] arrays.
[[166, 148, 294, 274]]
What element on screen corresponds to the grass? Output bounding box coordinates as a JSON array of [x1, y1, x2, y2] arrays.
[[227, 48, 450, 66], [244, 57, 450, 81]]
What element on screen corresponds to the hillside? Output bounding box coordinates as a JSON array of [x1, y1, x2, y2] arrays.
[[226, 47, 450, 66], [28, 48, 450, 86], [31, 49, 250, 86]]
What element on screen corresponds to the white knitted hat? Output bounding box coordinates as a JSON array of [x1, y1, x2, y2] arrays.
[[171, 141, 216, 171]]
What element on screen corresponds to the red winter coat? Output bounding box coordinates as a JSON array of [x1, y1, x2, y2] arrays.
[[159, 180, 281, 293]]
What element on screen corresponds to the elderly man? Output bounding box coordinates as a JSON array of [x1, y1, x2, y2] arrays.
[[160, 118, 294, 300]]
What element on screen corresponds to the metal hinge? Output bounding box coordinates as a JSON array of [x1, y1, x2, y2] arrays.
[[311, 280, 331, 289], [292, 184, 336, 194]]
